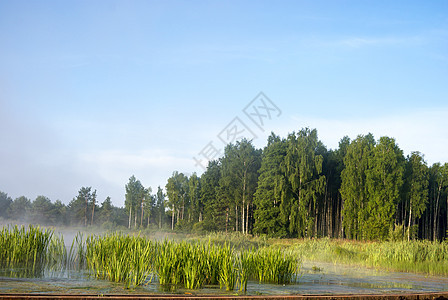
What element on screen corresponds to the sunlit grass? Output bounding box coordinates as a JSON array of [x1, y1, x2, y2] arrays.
[[0, 225, 53, 276], [291, 238, 448, 275], [83, 233, 300, 291]]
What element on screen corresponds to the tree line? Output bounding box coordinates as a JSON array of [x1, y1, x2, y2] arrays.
[[1, 127, 447, 241], [165, 128, 448, 241]]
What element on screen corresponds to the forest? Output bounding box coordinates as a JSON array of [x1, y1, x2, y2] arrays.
[[1, 128, 447, 241]]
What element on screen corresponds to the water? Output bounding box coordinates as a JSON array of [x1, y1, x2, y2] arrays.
[[1, 261, 447, 295]]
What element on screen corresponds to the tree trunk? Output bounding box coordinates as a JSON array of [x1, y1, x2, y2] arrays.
[[141, 199, 144, 228], [181, 196, 185, 220], [246, 202, 249, 235], [242, 204, 245, 234], [159, 210, 162, 229], [128, 206, 132, 229], [171, 204, 175, 231], [235, 205, 238, 232], [91, 203, 95, 226], [408, 205, 412, 241], [434, 185, 441, 241], [225, 207, 229, 233], [84, 198, 88, 227], [242, 167, 247, 235]]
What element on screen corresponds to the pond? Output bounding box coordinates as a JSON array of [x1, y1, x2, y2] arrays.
[[1, 261, 447, 296]]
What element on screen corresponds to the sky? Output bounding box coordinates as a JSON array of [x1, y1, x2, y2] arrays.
[[1, 0, 447, 207]]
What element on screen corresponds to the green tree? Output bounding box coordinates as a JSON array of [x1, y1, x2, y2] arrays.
[[70, 187, 96, 227], [165, 171, 189, 230], [340, 133, 375, 239], [125, 175, 145, 229], [254, 133, 288, 237], [31, 195, 53, 224], [155, 186, 166, 229], [8, 196, 31, 221], [0, 191, 12, 219], [283, 128, 326, 237], [201, 160, 224, 232], [142, 187, 154, 227], [50, 200, 67, 226], [404, 152, 429, 240], [320, 136, 350, 238], [219, 139, 261, 234], [99, 197, 113, 225], [188, 173, 202, 223], [363, 136, 405, 240], [426, 163, 448, 240]]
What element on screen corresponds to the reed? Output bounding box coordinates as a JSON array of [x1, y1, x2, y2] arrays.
[[0, 225, 57, 277], [46, 234, 67, 270], [85, 233, 154, 289], [251, 246, 298, 284], [84, 235, 300, 291], [0, 226, 301, 291], [0, 225, 52, 271]]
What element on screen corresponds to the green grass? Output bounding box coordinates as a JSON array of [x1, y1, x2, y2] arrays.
[[290, 237, 448, 275], [0, 225, 53, 276], [83, 233, 300, 291], [7, 226, 447, 291]]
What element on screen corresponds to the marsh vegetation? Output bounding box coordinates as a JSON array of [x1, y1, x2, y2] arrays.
[[0, 225, 300, 292]]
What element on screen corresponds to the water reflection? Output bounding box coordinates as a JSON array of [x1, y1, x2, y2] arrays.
[[1, 261, 448, 295]]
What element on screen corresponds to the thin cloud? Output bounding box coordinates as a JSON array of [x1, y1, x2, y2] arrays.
[[339, 36, 422, 48]]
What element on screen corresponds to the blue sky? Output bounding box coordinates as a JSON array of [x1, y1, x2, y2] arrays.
[[1, 0, 447, 207]]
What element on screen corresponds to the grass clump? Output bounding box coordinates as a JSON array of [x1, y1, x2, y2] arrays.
[[0, 225, 53, 276], [83, 233, 300, 291], [85, 233, 154, 288]]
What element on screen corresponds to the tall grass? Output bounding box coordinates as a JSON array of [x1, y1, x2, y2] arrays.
[[83, 233, 300, 291], [85, 233, 154, 288], [291, 238, 448, 275], [0, 226, 301, 291], [0, 225, 53, 273]]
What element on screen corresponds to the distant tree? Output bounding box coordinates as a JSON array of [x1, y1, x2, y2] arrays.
[[125, 176, 145, 229], [142, 188, 154, 227], [112, 206, 128, 227], [50, 200, 67, 226], [99, 196, 113, 225], [0, 191, 12, 219], [8, 196, 32, 221], [31, 195, 53, 224], [68, 187, 96, 226], [166, 172, 189, 230], [90, 191, 98, 226], [188, 173, 201, 223], [155, 186, 166, 229], [201, 160, 223, 232]]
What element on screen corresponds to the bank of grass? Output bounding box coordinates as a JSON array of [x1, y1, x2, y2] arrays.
[[192, 233, 448, 276], [289, 237, 448, 276]]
